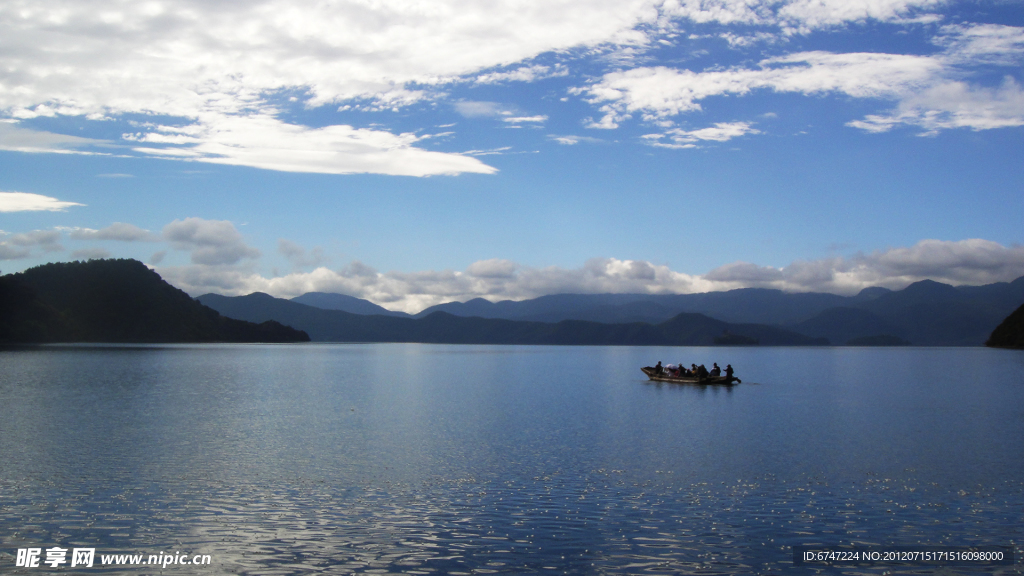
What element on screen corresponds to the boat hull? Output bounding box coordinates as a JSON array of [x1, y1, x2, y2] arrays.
[[641, 367, 740, 385]]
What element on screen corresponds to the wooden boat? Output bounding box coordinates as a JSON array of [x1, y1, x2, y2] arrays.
[[641, 366, 740, 385]]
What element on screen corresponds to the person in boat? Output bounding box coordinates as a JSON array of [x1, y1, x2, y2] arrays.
[[690, 364, 698, 376], [710, 363, 721, 377], [697, 364, 708, 378], [654, 361, 663, 375], [725, 364, 735, 381], [679, 363, 690, 376]]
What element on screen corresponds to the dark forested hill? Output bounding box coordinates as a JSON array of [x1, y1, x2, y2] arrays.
[[199, 292, 827, 345], [0, 259, 309, 343], [0, 273, 67, 342], [986, 303, 1024, 349]]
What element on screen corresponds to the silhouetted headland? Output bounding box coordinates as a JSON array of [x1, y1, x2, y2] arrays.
[[0, 259, 309, 344], [986, 302, 1024, 349]]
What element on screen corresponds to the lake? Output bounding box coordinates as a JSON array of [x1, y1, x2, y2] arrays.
[[1, 344, 1022, 574]]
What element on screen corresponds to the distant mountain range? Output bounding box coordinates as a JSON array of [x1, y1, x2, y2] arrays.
[[4, 258, 1016, 347], [0, 259, 309, 344], [273, 276, 1024, 346], [412, 290, 853, 325], [199, 292, 827, 346], [292, 292, 408, 317]]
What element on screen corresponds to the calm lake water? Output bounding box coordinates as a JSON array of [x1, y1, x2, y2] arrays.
[[1, 344, 1022, 574]]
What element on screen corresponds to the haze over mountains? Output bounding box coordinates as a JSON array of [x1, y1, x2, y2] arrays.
[[198, 275, 1024, 346]]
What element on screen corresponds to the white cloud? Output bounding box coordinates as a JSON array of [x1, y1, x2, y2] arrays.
[[475, 65, 567, 84], [583, 51, 941, 127], [705, 239, 1024, 293], [158, 256, 711, 312], [704, 261, 784, 283], [0, 191, 85, 212], [162, 217, 261, 266], [658, 0, 943, 31], [0, 1, 663, 120], [718, 31, 781, 48], [278, 238, 326, 270], [834, 24, 1024, 133], [462, 146, 513, 156], [646, 121, 760, 147], [774, 0, 944, 32], [126, 113, 497, 176], [847, 77, 1024, 134], [0, 122, 109, 155], [4, 231, 62, 246], [160, 239, 1024, 313], [851, 239, 1024, 286], [584, 114, 623, 130], [937, 23, 1024, 65], [69, 222, 158, 241], [0, 245, 30, 260], [583, 24, 1024, 136], [503, 115, 548, 124], [1, 0, 962, 176], [71, 248, 112, 260], [455, 101, 512, 118], [466, 258, 518, 278], [549, 134, 605, 145], [0, 230, 64, 259], [0, 1, 670, 176]]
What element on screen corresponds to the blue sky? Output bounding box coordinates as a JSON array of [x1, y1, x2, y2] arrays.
[[1, 0, 1023, 312]]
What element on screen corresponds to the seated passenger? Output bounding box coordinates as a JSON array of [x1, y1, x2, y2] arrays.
[[710, 363, 721, 377]]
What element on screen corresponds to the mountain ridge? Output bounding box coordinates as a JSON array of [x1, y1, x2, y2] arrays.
[[198, 292, 827, 346], [278, 276, 1024, 346], [1, 259, 310, 344], [291, 291, 410, 317]]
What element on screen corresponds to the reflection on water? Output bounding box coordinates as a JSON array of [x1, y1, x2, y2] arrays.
[[1, 344, 1022, 574]]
